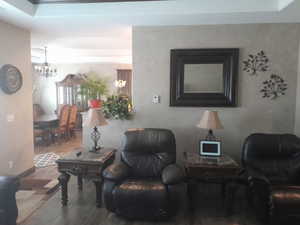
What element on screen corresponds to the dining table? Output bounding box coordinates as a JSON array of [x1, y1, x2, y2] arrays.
[[34, 114, 59, 129], [34, 114, 59, 145]]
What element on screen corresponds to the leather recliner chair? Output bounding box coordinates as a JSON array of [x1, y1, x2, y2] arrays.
[[242, 133, 300, 224], [102, 128, 185, 220], [0, 176, 19, 225]]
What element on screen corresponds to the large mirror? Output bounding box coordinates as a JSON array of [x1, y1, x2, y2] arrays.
[[184, 64, 224, 93], [170, 48, 239, 107]]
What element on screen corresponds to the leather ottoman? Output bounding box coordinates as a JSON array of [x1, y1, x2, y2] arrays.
[[270, 186, 300, 225], [113, 179, 169, 220]]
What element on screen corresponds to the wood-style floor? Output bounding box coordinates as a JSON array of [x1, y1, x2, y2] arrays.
[[22, 176, 264, 225]]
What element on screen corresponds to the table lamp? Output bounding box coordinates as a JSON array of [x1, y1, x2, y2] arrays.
[[197, 110, 223, 141], [83, 108, 108, 152]]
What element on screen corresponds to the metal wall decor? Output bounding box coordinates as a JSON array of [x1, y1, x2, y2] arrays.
[[260, 74, 287, 100], [0, 64, 23, 94], [243, 50, 269, 76]]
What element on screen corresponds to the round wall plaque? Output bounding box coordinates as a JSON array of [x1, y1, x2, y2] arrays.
[[0, 64, 23, 94]]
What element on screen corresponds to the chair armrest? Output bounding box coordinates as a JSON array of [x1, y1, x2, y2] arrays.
[[0, 176, 19, 192], [288, 159, 300, 184], [246, 167, 270, 189], [162, 164, 185, 185], [102, 162, 130, 182]]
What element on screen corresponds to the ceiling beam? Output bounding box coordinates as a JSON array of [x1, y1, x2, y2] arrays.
[[28, 0, 163, 4]]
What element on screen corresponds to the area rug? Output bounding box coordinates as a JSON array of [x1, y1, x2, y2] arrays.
[[20, 178, 52, 191], [17, 178, 60, 224], [16, 190, 47, 224], [34, 152, 60, 168]]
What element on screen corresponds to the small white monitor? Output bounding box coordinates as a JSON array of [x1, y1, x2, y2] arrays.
[[200, 140, 221, 157]]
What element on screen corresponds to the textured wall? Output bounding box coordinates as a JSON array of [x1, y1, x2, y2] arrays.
[[84, 24, 300, 163], [33, 63, 132, 114], [294, 34, 300, 136], [0, 20, 34, 175]]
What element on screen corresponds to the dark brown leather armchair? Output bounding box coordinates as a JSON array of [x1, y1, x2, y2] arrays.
[[102, 128, 185, 220], [242, 133, 300, 224], [0, 176, 19, 225]]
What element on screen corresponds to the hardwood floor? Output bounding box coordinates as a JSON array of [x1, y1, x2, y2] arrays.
[[22, 177, 264, 225], [34, 131, 82, 156]]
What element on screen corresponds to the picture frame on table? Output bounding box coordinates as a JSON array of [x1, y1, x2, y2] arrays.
[[199, 140, 221, 157]]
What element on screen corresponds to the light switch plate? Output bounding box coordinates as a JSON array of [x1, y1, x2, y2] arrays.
[[152, 95, 160, 104], [8, 161, 13, 169], [7, 114, 15, 122]]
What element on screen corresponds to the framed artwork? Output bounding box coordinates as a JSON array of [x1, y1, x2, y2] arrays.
[[199, 140, 221, 157]]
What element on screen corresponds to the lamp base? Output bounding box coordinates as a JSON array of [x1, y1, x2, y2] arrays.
[[205, 129, 217, 141], [89, 146, 102, 153], [89, 126, 102, 152]]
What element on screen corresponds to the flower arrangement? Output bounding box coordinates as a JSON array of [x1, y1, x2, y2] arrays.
[[102, 95, 132, 120]]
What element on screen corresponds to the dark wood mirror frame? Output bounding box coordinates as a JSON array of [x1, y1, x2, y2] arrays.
[[170, 48, 239, 107]]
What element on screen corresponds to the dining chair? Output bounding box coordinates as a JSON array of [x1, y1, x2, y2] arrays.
[[34, 129, 51, 146], [52, 105, 71, 143], [68, 105, 78, 138], [33, 104, 45, 121]]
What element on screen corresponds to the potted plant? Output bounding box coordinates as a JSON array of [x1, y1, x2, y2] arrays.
[[79, 77, 109, 108], [102, 95, 132, 120]]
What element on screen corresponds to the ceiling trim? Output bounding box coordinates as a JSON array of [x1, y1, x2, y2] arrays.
[[28, 0, 164, 4]]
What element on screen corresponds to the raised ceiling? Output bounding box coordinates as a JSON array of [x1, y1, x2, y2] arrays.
[[28, 0, 162, 4], [0, 0, 299, 64]]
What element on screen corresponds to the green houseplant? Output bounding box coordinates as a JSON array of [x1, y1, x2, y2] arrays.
[[102, 95, 132, 120], [79, 76, 109, 108]]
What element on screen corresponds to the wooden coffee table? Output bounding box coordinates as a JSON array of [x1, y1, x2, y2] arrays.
[[56, 148, 116, 208], [183, 152, 241, 215]]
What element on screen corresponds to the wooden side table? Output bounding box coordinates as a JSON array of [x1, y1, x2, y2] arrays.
[[183, 152, 241, 215], [56, 148, 116, 208]]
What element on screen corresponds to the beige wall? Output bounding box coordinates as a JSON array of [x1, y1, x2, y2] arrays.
[[33, 63, 132, 114], [84, 24, 300, 163], [0, 20, 34, 175], [294, 33, 300, 135]]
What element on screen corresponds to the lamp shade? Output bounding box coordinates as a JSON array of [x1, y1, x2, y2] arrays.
[[197, 110, 223, 130], [83, 108, 108, 127]]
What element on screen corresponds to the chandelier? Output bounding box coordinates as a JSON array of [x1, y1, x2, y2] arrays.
[[34, 47, 57, 78]]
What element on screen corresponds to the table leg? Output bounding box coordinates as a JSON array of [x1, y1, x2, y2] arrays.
[[221, 182, 226, 206], [225, 182, 238, 216], [93, 180, 102, 208], [77, 175, 83, 191], [187, 180, 197, 211], [58, 173, 70, 206]]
